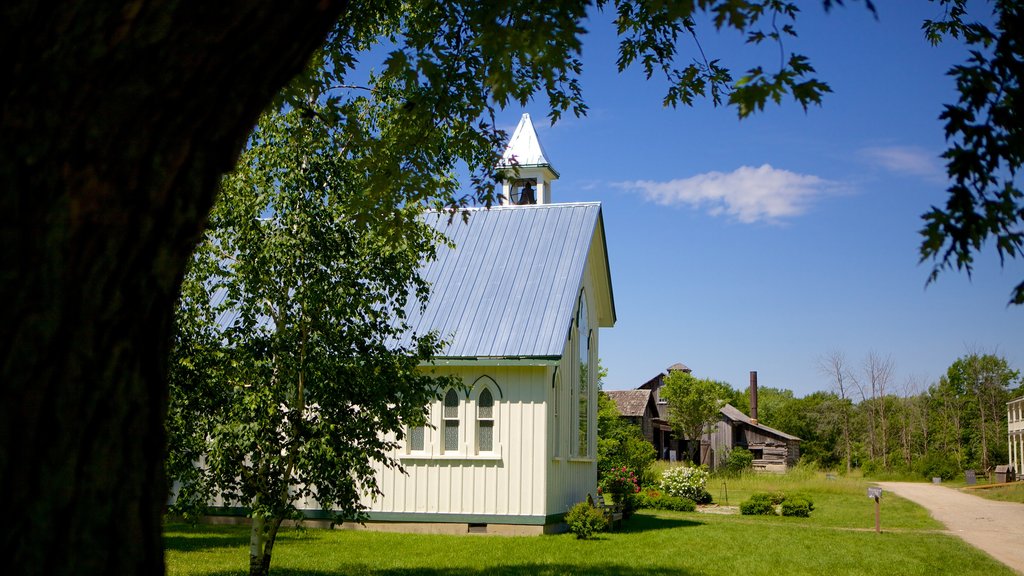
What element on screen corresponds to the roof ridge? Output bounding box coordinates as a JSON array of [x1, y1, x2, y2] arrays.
[[426, 202, 602, 215]]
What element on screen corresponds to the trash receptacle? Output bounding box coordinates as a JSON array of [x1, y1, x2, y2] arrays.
[[994, 465, 1016, 483]]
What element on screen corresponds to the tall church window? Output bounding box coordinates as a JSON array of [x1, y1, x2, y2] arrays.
[[443, 389, 460, 453], [477, 388, 494, 452], [577, 290, 590, 457], [552, 370, 561, 457], [409, 422, 425, 452]]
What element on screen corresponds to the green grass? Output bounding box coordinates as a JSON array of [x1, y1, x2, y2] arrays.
[[709, 469, 942, 530], [166, 471, 1014, 576], [165, 511, 1012, 576], [963, 482, 1024, 503]]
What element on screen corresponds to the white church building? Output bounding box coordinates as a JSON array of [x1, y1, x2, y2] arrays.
[[336, 114, 616, 534]]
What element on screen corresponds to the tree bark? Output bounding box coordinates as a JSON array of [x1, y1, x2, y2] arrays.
[[0, 2, 347, 574]]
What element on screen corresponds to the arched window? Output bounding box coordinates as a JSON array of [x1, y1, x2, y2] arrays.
[[443, 389, 460, 453], [577, 290, 590, 457], [552, 369, 561, 457], [477, 388, 494, 453], [409, 407, 426, 453]]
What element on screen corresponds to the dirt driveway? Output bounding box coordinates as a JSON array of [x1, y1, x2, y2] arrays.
[[876, 482, 1024, 574]]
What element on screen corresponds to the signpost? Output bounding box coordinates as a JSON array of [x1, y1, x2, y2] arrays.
[[867, 487, 882, 533]]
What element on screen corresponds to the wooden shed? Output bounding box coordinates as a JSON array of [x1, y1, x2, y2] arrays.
[[708, 404, 801, 472]]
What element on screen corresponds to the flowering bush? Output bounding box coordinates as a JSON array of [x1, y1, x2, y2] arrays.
[[660, 465, 712, 504], [599, 466, 641, 504]]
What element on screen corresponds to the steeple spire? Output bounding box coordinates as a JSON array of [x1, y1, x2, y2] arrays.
[[498, 113, 560, 205]]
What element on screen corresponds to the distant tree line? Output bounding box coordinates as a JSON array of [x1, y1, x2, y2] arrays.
[[725, 352, 1022, 478]]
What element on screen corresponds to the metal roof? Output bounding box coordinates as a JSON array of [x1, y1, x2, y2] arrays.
[[398, 202, 613, 359], [720, 404, 801, 441]]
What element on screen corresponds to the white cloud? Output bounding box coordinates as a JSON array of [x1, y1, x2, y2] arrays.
[[620, 164, 834, 224], [860, 146, 945, 182]]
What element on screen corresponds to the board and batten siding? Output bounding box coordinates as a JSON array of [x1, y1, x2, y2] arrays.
[[363, 365, 549, 520], [545, 230, 601, 517]]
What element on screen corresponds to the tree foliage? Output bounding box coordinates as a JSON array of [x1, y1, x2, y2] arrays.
[[930, 353, 1020, 470], [168, 100, 458, 576], [661, 371, 732, 463], [919, 0, 1024, 304], [6, 1, 1022, 574], [597, 392, 657, 486], [750, 352, 1020, 476]]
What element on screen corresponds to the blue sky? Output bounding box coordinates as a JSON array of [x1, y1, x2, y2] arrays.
[[494, 2, 1022, 397]]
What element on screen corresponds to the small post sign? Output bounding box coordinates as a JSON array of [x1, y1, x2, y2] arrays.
[[867, 487, 882, 533]]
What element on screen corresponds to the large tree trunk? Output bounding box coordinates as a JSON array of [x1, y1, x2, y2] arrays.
[[0, 2, 346, 574]]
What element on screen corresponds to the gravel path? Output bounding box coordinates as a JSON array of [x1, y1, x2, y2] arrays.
[[876, 482, 1024, 574]]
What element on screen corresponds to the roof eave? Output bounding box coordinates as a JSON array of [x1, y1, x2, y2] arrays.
[[421, 356, 561, 367]]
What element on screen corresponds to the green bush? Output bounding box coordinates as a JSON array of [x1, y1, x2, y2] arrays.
[[565, 501, 608, 539], [916, 452, 960, 481], [634, 489, 697, 512], [739, 493, 777, 516], [788, 492, 815, 511], [741, 492, 814, 517], [724, 447, 754, 475], [634, 492, 652, 509], [658, 495, 697, 512], [781, 496, 812, 517]]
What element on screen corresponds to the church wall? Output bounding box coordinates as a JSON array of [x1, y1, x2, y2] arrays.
[[360, 364, 550, 522]]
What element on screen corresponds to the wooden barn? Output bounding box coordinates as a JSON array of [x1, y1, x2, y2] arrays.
[[709, 404, 801, 472], [605, 389, 661, 450], [608, 366, 800, 470]]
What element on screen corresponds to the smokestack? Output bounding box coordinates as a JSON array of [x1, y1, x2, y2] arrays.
[[749, 371, 758, 424]]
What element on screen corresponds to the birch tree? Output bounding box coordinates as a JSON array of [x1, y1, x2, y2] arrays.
[[168, 98, 459, 576]]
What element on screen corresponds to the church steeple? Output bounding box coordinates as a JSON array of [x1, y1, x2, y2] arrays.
[[498, 113, 560, 206]]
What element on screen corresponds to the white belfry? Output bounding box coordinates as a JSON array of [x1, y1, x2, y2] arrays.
[[498, 113, 560, 205]]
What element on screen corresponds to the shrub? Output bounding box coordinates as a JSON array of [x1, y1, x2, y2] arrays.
[[782, 496, 812, 517], [741, 492, 814, 517], [658, 495, 697, 512], [660, 465, 712, 504], [724, 447, 754, 475], [788, 493, 814, 511], [634, 489, 697, 512], [565, 501, 608, 539], [739, 493, 776, 516], [916, 452, 960, 481], [634, 491, 653, 509]]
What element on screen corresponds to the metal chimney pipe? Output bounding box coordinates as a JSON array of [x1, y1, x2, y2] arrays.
[[749, 371, 758, 424]]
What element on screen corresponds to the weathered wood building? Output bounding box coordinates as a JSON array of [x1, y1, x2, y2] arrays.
[[608, 366, 801, 470], [605, 389, 668, 455], [710, 404, 800, 472]]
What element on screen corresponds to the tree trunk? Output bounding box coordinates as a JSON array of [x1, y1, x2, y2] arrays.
[[842, 408, 852, 474], [0, 2, 347, 574]]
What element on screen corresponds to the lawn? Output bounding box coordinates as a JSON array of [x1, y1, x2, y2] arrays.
[[962, 482, 1024, 504], [166, 471, 1015, 576]]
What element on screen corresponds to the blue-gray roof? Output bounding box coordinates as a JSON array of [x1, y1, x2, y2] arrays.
[[400, 202, 614, 359]]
